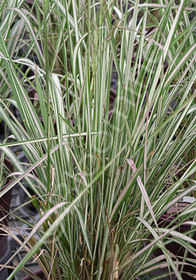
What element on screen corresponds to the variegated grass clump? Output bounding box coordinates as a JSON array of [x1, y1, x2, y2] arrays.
[[0, 0, 196, 279]]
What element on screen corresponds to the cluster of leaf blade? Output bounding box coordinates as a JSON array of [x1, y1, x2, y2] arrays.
[[0, 0, 196, 279]]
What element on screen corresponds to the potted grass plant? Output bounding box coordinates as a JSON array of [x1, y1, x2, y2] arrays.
[[0, 0, 196, 279]]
